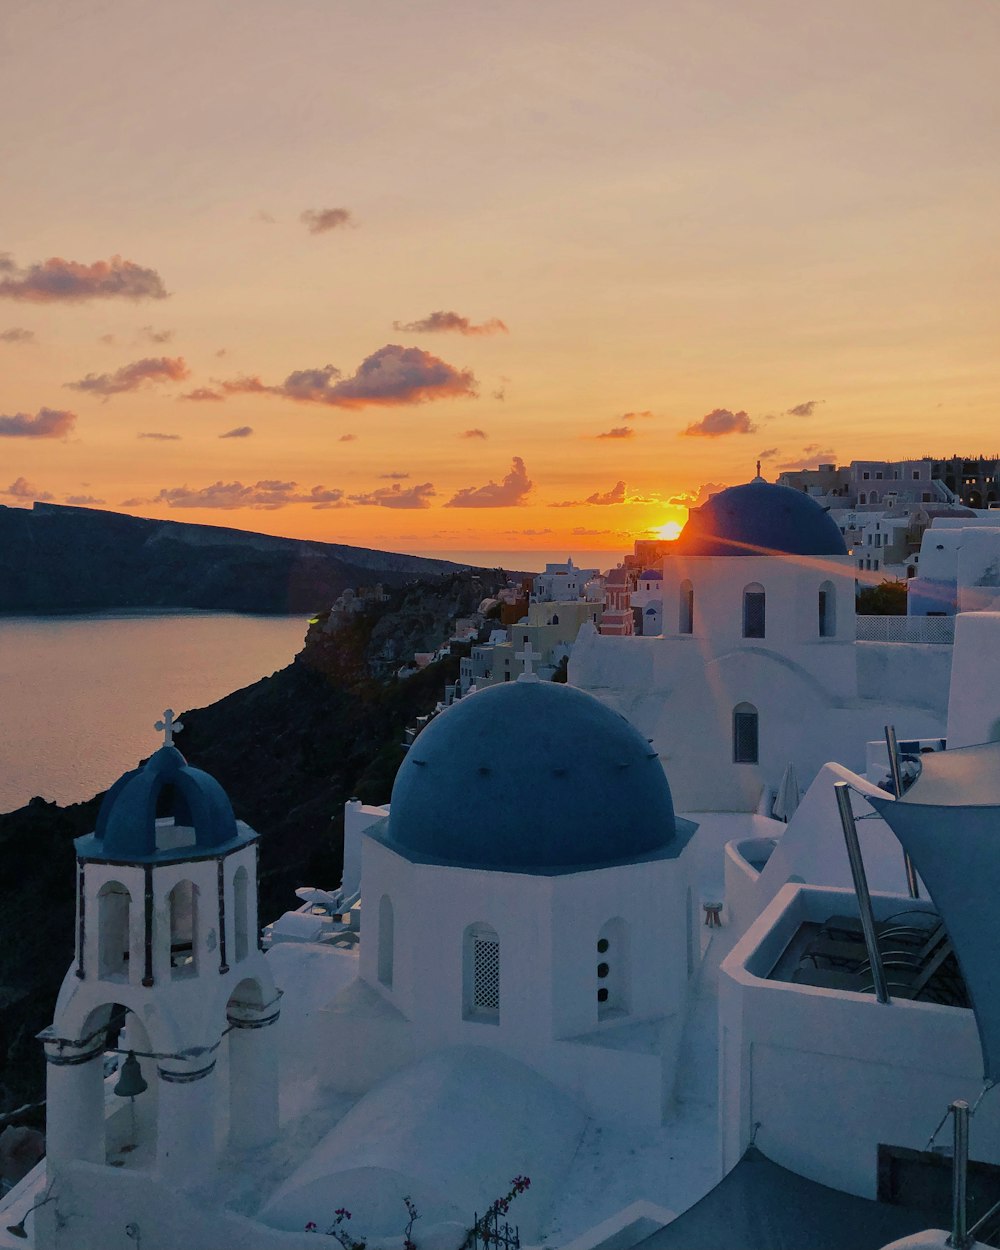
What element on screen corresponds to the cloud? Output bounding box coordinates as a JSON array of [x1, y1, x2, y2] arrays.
[[0, 254, 168, 303], [219, 426, 253, 439], [350, 481, 436, 509], [215, 348, 228, 358], [682, 408, 757, 437], [379, 472, 410, 480], [221, 344, 476, 408], [596, 426, 634, 440], [392, 310, 508, 336], [255, 210, 276, 224], [140, 325, 173, 344], [66, 356, 190, 397], [300, 207, 354, 234], [758, 447, 780, 461], [0, 407, 76, 438], [138, 432, 181, 440], [461, 428, 488, 439], [1, 327, 34, 344], [179, 386, 225, 402], [621, 410, 654, 420], [141, 480, 347, 510], [445, 456, 532, 508], [505, 528, 553, 536], [786, 400, 823, 417], [339, 433, 358, 442], [572, 527, 611, 536], [65, 494, 106, 505], [2, 476, 54, 501], [667, 482, 726, 509], [99, 333, 116, 345], [777, 445, 837, 472], [552, 480, 633, 507]]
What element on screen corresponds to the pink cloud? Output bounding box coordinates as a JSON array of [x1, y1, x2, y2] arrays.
[[596, 426, 634, 440], [350, 481, 436, 509], [179, 387, 225, 402], [221, 344, 476, 409], [140, 480, 346, 510], [2, 476, 54, 501], [301, 207, 354, 234], [445, 457, 532, 508], [461, 428, 488, 439], [777, 446, 837, 471], [0, 254, 167, 302], [65, 493, 106, 505], [339, 433, 358, 442], [0, 407, 76, 438], [667, 482, 727, 508], [0, 327, 34, 345], [138, 432, 181, 440], [219, 426, 253, 439], [682, 408, 756, 438], [786, 400, 823, 417], [66, 356, 190, 397], [552, 480, 629, 507], [392, 310, 508, 336]]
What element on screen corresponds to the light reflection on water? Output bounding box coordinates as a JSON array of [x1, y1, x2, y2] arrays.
[[0, 612, 307, 813]]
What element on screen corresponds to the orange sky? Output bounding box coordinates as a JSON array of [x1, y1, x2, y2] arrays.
[[2, 0, 998, 557]]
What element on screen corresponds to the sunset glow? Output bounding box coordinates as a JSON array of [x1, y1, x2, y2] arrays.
[[655, 521, 685, 542], [2, 1, 998, 560]]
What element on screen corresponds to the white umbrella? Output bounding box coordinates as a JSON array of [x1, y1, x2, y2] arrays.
[[772, 762, 801, 822]]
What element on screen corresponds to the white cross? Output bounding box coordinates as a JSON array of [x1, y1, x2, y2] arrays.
[[516, 640, 540, 681], [155, 709, 184, 746]]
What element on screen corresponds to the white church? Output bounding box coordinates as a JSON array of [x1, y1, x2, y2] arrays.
[[5, 480, 1000, 1250]]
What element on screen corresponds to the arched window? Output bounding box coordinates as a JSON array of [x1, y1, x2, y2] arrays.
[[463, 922, 500, 1023], [679, 580, 694, 634], [233, 866, 250, 963], [597, 917, 630, 1019], [98, 882, 131, 980], [377, 894, 394, 987], [742, 584, 765, 639], [168, 880, 198, 978], [551, 613, 559, 625], [733, 703, 759, 764], [818, 580, 836, 637], [859, 493, 866, 505]]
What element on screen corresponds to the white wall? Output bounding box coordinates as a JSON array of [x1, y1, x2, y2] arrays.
[[946, 612, 1000, 748]]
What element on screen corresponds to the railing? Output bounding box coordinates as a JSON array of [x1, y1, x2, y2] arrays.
[[856, 615, 955, 644]]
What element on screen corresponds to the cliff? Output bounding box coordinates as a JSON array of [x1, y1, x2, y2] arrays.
[[0, 502, 468, 613], [0, 568, 508, 1113]]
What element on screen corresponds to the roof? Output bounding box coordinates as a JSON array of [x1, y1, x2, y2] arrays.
[[674, 479, 849, 557], [639, 568, 663, 580], [377, 680, 688, 873], [77, 745, 251, 863], [870, 738, 1000, 1082], [633, 1147, 932, 1250]]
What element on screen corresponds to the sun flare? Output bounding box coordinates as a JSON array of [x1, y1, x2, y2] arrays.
[[655, 520, 684, 541]]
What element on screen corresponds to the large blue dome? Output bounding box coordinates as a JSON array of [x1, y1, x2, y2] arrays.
[[675, 479, 848, 557], [380, 680, 685, 873]]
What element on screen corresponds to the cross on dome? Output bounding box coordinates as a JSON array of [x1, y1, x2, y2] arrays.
[[516, 640, 541, 682], [155, 708, 184, 746]]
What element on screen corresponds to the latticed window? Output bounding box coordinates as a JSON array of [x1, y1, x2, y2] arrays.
[[733, 704, 759, 764], [473, 934, 500, 1011], [679, 582, 694, 635], [743, 586, 765, 639]]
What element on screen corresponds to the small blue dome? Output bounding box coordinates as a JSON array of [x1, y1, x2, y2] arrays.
[[675, 479, 848, 557], [80, 745, 243, 862], [381, 680, 682, 872], [638, 569, 663, 580]]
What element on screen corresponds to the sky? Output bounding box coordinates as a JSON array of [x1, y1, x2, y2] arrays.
[[1, 0, 998, 559]]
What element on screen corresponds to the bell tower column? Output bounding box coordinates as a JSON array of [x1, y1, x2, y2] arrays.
[[156, 1054, 218, 1189]]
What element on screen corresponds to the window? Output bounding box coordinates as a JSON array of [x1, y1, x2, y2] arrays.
[[679, 580, 694, 634], [168, 880, 198, 978], [863, 471, 870, 480], [551, 614, 559, 625], [818, 581, 836, 637], [733, 703, 759, 764], [98, 881, 131, 980], [233, 866, 250, 962], [597, 918, 630, 1018], [913, 470, 920, 480], [742, 585, 765, 638], [859, 493, 866, 505], [463, 923, 500, 1022], [377, 895, 394, 987]]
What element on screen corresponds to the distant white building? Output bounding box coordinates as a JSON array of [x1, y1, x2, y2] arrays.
[[531, 557, 599, 604]]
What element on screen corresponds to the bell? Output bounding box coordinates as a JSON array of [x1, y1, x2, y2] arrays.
[[114, 1051, 148, 1099]]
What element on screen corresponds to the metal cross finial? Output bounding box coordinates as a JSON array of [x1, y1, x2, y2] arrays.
[[516, 640, 540, 681], [155, 709, 183, 747], [755, 459, 762, 480]]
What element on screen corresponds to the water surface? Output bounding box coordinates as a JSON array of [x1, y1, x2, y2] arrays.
[[0, 612, 307, 813]]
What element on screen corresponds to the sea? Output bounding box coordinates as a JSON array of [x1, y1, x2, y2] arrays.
[[0, 612, 309, 815]]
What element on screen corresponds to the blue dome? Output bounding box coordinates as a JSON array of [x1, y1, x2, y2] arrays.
[[638, 569, 663, 580], [675, 479, 848, 557], [79, 745, 244, 862], [381, 680, 683, 873]]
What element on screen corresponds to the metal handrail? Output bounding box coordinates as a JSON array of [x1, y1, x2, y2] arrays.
[[885, 724, 920, 899], [834, 782, 890, 1004]]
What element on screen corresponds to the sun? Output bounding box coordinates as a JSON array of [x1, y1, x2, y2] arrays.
[[654, 520, 684, 541]]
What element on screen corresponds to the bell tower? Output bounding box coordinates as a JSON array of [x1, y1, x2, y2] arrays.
[[40, 712, 280, 1193]]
